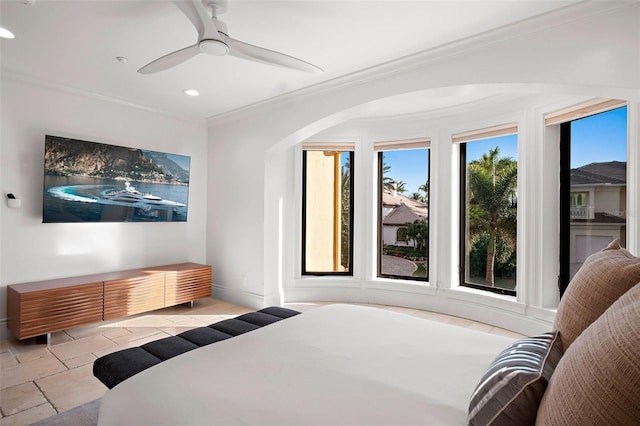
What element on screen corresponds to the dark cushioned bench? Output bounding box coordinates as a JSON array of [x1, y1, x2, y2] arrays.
[[93, 306, 300, 389]]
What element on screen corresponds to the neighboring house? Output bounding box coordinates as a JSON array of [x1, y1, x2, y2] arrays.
[[381, 188, 428, 247], [570, 161, 626, 276]]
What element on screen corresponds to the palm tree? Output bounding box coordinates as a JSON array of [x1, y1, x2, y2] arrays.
[[418, 181, 429, 195], [381, 162, 406, 194], [410, 192, 425, 202], [395, 180, 407, 193], [417, 180, 429, 203], [467, 147, 517, 286], [340, 154, 351, 269], [382, 163, 394, 190]]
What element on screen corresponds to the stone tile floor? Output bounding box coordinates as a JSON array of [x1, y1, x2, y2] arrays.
[[0, 298, 523, 425]]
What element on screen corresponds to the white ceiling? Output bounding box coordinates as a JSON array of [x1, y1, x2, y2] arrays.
[[0, 0, 580, 121]]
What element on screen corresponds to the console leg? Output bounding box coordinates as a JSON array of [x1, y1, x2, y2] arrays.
[[35, 332, 52, 347]]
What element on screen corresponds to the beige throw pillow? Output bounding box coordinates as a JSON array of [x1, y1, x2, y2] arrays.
[[553, 239, 640, 350], [536, 282, 640, 425]]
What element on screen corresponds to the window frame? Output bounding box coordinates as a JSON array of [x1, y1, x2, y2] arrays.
[[554, 103, 628, 297], [376, 147, 430, 282], [458, 139, 518, 297], [396, 227, 408, 242], [558, 121, 572, 297], [301, 149, 355, 276]]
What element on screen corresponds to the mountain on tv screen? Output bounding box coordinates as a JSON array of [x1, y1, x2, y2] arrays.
[[43, 135, 190, 223]]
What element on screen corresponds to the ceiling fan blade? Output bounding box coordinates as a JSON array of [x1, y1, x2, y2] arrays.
[[173, 0, 221, 41], [138, 44, 201, 74], [226, 37, 323, 73]]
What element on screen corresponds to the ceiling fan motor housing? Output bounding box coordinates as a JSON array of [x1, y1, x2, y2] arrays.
[[199, 39, 229, 55]]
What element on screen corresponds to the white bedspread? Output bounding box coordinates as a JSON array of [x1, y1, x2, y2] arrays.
[[98, 304, 515, 426]]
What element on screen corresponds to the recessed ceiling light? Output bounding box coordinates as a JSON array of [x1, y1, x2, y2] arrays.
[[184, 89, 199, 97], [0, 27, 15, 39]]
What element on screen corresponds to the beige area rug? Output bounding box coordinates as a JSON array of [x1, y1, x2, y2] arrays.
[[31, 399, 100, 426]]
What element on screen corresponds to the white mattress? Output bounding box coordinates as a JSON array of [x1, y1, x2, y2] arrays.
[[98, 304, 516, 425]]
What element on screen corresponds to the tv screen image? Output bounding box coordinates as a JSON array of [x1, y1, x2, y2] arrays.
[[43, 135, 190, 223]]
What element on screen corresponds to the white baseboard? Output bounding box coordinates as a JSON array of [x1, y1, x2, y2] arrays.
[[209, 283, 554, 335], [211, 284, 266, 310], [284, 286, 553, 336]]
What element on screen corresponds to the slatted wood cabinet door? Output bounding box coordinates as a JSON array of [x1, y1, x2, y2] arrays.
[[7, 279, 103, 340], [161, 263, 212, 306], [103, 271, 165, 320]]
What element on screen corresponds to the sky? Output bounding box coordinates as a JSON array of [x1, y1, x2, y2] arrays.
[[570, 106, 627, 168], [382, 149, 429, 195], [466, 134, 517, 163], [465, 106, 628, 168], [381, 106, 627, 194]]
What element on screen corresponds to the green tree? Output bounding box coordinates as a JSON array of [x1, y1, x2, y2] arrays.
[[340, 154, 351, 269], [418, 181, 429, 199], [382, 162, 406, 194], [406, 219, 428, 253], [395, 180, 407, 193], [409, 180, 429, 203], [409, 192, 425, 202], [467, 147, 517, 286], [382, 163, 394, 190]]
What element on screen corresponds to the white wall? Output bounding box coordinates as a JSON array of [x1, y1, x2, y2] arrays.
[[206, 2, 640, 333], [0, 78, 208, 325]]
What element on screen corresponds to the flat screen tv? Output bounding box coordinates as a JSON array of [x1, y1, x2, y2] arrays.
[[43, 135, 190, 223]]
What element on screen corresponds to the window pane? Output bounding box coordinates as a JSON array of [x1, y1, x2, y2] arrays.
[[378, 148, 429, 280], [302, 150, 353, 274], [462, 135, 517, 294], [567, 106, 627, 281]]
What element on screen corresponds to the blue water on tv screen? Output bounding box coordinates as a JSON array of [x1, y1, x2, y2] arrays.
[[42, 135, 190, 223]]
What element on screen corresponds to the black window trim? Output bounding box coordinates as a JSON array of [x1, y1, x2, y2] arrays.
[[558, 121, 571, 298], [555, 104, 627, 298], [376, 150, 430, 282], [301, 149, 354, 276], [459, 142, 517, 297]]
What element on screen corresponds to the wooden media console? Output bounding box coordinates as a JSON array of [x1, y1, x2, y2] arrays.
[[6, 263, 212, 342]]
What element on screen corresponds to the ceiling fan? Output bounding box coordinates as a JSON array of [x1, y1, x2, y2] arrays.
[[138, 0, 323, 74]]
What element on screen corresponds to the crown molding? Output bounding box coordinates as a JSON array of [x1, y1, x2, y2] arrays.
[[1, 68, 206, 126]]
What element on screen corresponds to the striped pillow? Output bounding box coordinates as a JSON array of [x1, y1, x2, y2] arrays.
[[467, 332, 563, 426]]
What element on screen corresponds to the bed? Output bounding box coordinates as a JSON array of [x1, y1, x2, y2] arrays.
[[97, 304, 515, 425], [96, 240, 640, 425]]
